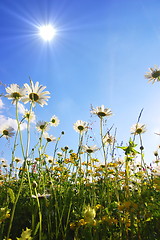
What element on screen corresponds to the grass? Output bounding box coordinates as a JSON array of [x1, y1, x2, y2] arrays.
[[0, 79, 160, 240]]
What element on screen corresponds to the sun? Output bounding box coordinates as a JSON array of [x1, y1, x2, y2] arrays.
[[39, 24, 56, 41]]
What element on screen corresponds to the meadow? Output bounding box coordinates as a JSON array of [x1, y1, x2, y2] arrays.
[[0, 66, 160, 240]]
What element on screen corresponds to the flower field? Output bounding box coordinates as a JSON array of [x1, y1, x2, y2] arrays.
[[0, 67, 160, 240]]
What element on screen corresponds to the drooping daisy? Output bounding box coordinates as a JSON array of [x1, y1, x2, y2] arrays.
[[144, 65, 160, 84], [23, 80, 50, 107], [82, 145, 99, 154], [36, 121, 49, 132], [91, 105, 112, 118], [43, 132, 56, 142], [32, 193, 51, 199], [0, 125, 15, 139], [73, 120, 88, 133], [5, 84, 26, 104], [130, 123, 146, 135], [50, 115, 60, 127], [23, 110, 36, 122], [103, 133, 115, 145]]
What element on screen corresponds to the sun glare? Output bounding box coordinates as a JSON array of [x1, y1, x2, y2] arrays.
[[39, 24, 56, 41]]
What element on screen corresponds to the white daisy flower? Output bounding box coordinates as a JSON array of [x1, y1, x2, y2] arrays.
[[22, 80, 50, 107], [152, 165, 160, 176], [82, 145, 99, 153], [46, 155, 55, 164], [130, 123, 146, 135], [50, 115, 60, 127], [73, 120, 88, 133], [14, 157, 22, 163], [144, 65, 160, 84], [23, 109, 36, 122], [0, 125, 15, 139], [5, 84, 26, 104], [43, 132, 56, 142], [0, 158, 7, 163], [103, 133, 115, 145], [32, 193, 51, 199], [36, 121, 49, 132], [91, 105, 112, 118]]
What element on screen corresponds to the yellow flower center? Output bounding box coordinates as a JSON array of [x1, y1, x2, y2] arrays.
[[78, 125, 84, 131], [136, 128, 142, 134], [12, 92, 21, 99], [152, 70, 160, 78], [40, 125, 45, 130], [86, 149, 93, 153], [29, 93, 39, 101], [3, 130, 9, 136], [97, 111, 106, 117]]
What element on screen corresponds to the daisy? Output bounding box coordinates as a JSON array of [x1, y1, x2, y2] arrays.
[[43, 132, 56, 142], [0, 125, 15, 139], [103, 133, 115, 145], [144, 65, 160, 84], [46, 155, 54, 164], [36, 121, 49, 132], [32, 193, 51, 199], [22, 80, 50, 107], [130, 123, 146, 135], [82, 145, 99, 154], [152, 165, 160, 176], [5, 84, 26, 104], [73, 120, 88, 133], [91, 105, 112, 118], [14, 157, 22, 163], [23, 109, 36, 122], [50, 115, 60, 127]]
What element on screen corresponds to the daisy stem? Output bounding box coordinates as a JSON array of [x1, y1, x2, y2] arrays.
[[100, 117, 106, 165], [34, 188, 42, 240], [15, 101, 25, 159]]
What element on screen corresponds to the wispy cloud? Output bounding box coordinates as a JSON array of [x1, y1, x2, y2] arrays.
[[0, 99, 27, 131], [0, 98, 4, 110]]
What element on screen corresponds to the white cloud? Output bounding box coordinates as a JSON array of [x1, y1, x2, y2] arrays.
[[0, 98, 4, 110], [0, 115, 27, 131], [17, 102, 26, 114]]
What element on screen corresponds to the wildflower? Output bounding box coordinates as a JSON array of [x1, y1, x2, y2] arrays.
[[152, 165, 160, 176], [0, 125, 15, 139], [43, 132, 56, 142], [70, 222, 77, 230], [5, 84, 26, 104], [16, 227, 32, 240], [144, 65, 160, 84], [91, 105, 112, 118], [73, 120, 88, 133], [23, 80, 50, 107], [84, 206, 96, 223], [32, 193, 51, 199], [82, 145, 99, 153], [130, 123, 146, 135], [0, 158, 7, 163], [103, 133, 115, 145], [14, 157, 22, 163], [23, 110, 36, 122], [32, 181, 38, 188], [50, 115, 60, 127], [46, 155, 54, 164], [36, 121, 49, 132]]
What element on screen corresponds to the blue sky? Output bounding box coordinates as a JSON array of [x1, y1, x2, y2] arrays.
[[1, 0, 160, 164]]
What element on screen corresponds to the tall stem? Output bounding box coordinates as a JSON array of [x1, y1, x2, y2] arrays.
[[100, 117, 106, 165]]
